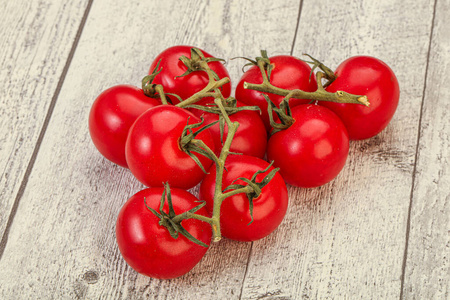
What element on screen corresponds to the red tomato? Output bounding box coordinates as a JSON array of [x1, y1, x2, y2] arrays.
[[192, 101, 267, 158], [148, 45, 231, 105], [199, 155, 288, 241], [125, 105, 215, 189], [116, 187, 212, 279], [322, 56, 400, 140], [88, 85, 161, 168], [267, 104, 349, 188], [235, 55, 317, 131]]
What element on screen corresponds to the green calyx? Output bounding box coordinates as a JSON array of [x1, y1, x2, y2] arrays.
[[179, 117, 219, 172], [141, 60, 172, 105], [223, 161, 280, 224], [234, 50, 274, 81], [177, 47, 226, 81], [262, 94, 295, 135], [174, 48, 231, 109], [300, 53, 337, 85], [145, 183, 209, 247], [142, 59, 162, 97], [187, 98, 260, 147]]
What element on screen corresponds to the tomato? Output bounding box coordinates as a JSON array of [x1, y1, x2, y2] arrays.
[[148, 45, 231, 105], [322, 56, 400, 140], [191, 101, 267, 158], [235, 55, 317, 131], [125, 105, 215, 189], [88, 85, 161, 168], [116, 187, 212, 279], [199, 155, 288, 241], [267, 104, 349, 188]]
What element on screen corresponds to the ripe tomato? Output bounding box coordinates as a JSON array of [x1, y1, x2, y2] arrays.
[[148, 45, 231, 105], [267, 104, 349, 188], [88, 85, 161, 168], [199, 155, 288, 242], [191, 101, 267, 158], [322, 56, 400, 140], [125, 105, 215, 189], [116, 187, 212, 279], [235, 55, 317, 131]]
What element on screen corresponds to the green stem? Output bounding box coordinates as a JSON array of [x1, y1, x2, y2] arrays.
[[257, 58, 270, 83], [244, 61, 369, 107], [209, 99, 240, 242], [176, 77, 230, 108], [172, 211, 213, 224], [302, 53, 337, 84], [221, 186, 253, 200], [165, 51, 253, 243], [154, 84, 168, 105], [189, 139, 221, 166], [245, 80, 369, 106], [176, 60, 230, 108], [199, 60, 216, 82], [175, 94, 239, 242]]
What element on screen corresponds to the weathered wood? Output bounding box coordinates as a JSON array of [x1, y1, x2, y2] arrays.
[[0, 0, 90, 244], [402, 0, 450, 298], [1, 0, 448, 298], [240, 0, 436, 298], [0, 0, 301, 298]]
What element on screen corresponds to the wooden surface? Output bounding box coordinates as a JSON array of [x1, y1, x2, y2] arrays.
[[0, 0, 448, 299]]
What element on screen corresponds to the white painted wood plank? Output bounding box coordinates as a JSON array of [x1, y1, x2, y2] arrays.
[[240, 0, 436, 299], [0, 0, 301, 298], [402, 0, 450, 298], [0, 0, 89, 240]]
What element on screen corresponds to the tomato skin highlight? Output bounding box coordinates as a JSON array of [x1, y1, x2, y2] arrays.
[[322, 56, 400, 140], [149, 45, 231, 105], [199, 155, 288, 242], [116, 187, 212, 279], [267, 104, 349, 188], [125, 105, 215, 189], [235, 55, 317, 131], [88, 85, 161, 168]]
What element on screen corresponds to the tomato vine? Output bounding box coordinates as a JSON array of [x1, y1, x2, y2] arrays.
[[88, 46, 400, 279]]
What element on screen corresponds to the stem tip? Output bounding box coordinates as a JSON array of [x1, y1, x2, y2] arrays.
[[358, 96, 370, 107]]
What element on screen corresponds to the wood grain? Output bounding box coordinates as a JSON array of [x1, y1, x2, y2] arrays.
[[402, 0, 450, 298], [0, 0, 301, 298], [240, 0, 436, 298], [0, 0, 90, 244], [1, 0, 448, 298]]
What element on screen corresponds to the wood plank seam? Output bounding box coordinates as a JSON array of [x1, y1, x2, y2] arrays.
[[238, 2, 305, 298], [399, 0, 438, 298], [0, 0, 95, 260], [290, 0, 305, 56], [239, 243, 254, 300]]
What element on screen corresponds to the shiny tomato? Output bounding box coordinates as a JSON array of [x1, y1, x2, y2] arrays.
[[125, 105, 215, 189], [88, 85, 161, 168], [267, 104, 349, 188], [235, 55, 317, 130], [199, 155, 288, 242], [116, 187, 212, 279], [148, 45, 231, 105], [192, 101, 267, 158], [322, 56, 400, 140]]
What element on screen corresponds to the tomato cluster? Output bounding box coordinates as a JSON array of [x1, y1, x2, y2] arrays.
[[89, 45, 399, 279]]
